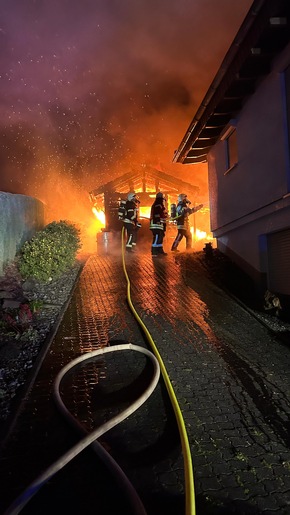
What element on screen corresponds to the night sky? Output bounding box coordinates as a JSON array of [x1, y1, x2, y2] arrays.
[[0, 0, 252, 220]]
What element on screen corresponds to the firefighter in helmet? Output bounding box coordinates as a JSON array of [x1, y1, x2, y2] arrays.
[[171, 193, 203, 252], [124, 192, 141, 252], [150, 191, 168, 256]]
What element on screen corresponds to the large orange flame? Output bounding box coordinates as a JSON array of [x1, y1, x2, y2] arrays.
[[139, 206, 151, 220], [92, 207, 106, 227], [191, 227, 214, 241]]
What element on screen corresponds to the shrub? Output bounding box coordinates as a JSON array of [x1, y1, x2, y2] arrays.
[[18, 220, 82, 283]]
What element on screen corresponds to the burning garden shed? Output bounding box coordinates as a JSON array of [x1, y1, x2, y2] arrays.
[[89, 165, 201, 231]]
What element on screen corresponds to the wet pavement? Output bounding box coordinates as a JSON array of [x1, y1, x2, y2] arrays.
[[1, 245, 290, 515]]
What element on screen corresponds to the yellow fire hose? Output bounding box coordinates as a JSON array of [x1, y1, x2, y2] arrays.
[[5, 230, 196, 515], [121, 227, 196, 515]]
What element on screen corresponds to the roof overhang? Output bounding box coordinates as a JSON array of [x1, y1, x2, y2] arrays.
[[173, 0, 290, 165]]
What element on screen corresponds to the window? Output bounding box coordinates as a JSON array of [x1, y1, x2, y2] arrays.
[[285, 65, 290, 183], [226, 128, 238, 171], [221, 123, 238, 173]]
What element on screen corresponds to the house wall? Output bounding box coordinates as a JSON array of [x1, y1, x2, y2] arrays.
[[207, 45, 290, 290], [209, 72, 289, 231], [0, 192, 45, 275], [217, 198, 290, 279]]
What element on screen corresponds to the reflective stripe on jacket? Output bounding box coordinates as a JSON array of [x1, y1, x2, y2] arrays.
[[176, 203, 192, 230], [124, 200, 138, 225], [150, 200, 167, 231]]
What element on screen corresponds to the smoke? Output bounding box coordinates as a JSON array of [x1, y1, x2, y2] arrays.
[[0, 0, 252, 226]]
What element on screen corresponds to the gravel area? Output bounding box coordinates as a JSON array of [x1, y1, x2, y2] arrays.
[[0, 258, 84, 426]]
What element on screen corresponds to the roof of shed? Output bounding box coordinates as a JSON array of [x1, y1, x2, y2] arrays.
[[173, 0, 290, 165], [89, 166, 200, 198]]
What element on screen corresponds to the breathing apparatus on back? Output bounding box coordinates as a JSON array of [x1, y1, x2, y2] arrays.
[[118, 199, 127, 220], [171, 193, 191, 220], [170, 203, 178, 220]]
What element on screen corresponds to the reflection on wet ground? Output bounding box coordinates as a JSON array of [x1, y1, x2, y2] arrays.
[[2, 249, 290, 515]]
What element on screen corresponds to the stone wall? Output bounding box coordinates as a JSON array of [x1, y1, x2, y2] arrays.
[[0, 192, 45, 275]]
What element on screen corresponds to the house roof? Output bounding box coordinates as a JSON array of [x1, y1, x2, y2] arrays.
[[89, 166, 200, 199], [173, 0, 290, 165]]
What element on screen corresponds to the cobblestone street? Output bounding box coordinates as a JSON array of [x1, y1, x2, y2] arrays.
[[1, 248, 290, 515]]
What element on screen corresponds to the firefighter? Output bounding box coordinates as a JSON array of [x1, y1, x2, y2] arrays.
[[150, 192, 168, 256], [124, 192, 141, 252], [171, 193, 203, 252]]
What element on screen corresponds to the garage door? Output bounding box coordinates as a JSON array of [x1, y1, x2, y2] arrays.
[[267, 228, 290, 294]]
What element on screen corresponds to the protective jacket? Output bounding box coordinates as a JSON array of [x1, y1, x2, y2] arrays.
[[176, 202, 202, 230], [150, 199, 167, 231], [124, 200, 138, 225]]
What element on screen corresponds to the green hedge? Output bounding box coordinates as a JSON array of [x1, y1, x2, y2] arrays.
[[18, 220, 82, 283]]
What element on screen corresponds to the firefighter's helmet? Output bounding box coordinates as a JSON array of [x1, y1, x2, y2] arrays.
[[156, 192, 165, 199], [127, 192, 136, 202], [178, 193, 187, 203]]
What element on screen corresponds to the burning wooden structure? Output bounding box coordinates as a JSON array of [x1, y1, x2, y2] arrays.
[[89, 166, 201, 232]]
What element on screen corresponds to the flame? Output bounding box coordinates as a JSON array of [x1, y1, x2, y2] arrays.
[[139, 206, 151, 220], [190, 226, 214, 242], [92, 207, 106, 226], [195, 228, 207, 240]]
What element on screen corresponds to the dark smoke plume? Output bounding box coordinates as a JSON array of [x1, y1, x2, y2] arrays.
[[0, 0, 252, 223]]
